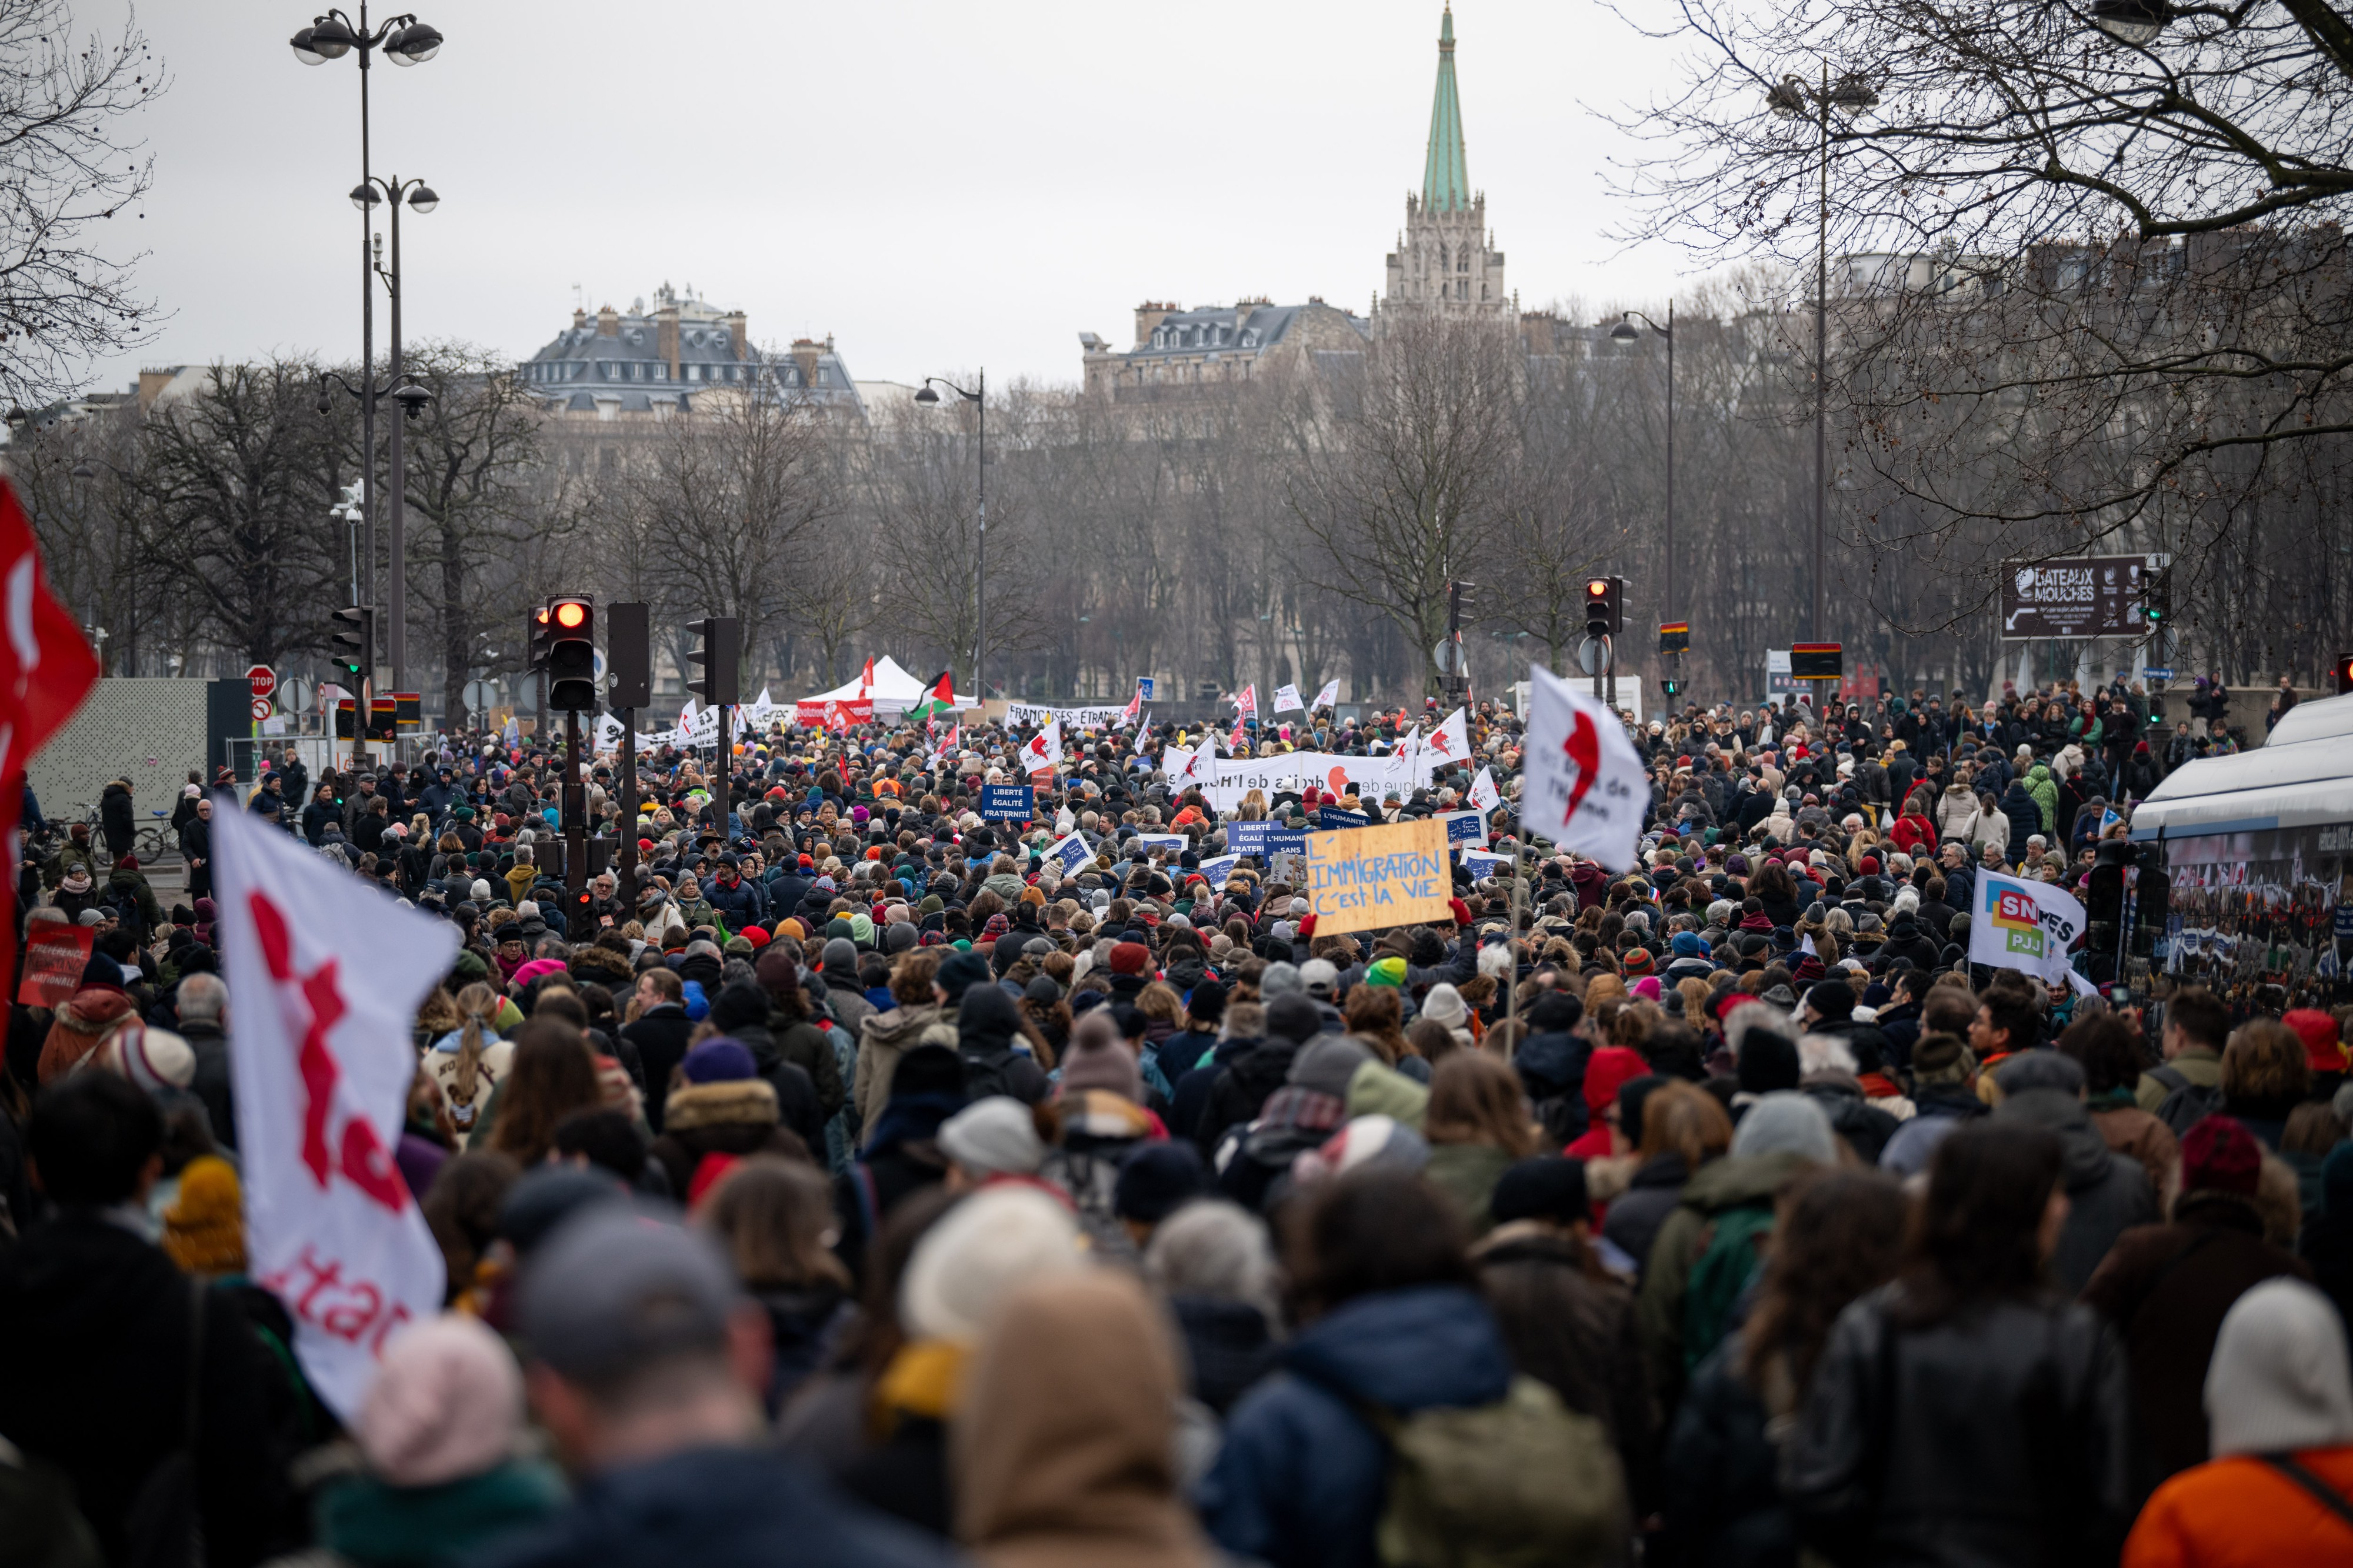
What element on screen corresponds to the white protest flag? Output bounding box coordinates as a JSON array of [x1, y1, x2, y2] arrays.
[[1969, 870, 2098, 995], [1466, 765, 1501, 813], [1421, 706, 1471, 770], [1313, 678, 1340, 710], [1274, 683, 1305, 713], [1164, 745, 1207, 790], [212, 803, 457, 1421], [593, 713, 625, 752], [1022, 718, 1064, 774], [679, 696, 698, 734], [1521, 663, 1647, 872]]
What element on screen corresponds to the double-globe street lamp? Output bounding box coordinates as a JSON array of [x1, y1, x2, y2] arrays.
[[290, 8, 442, 699], [914, 372, 986, 700], [1767, 66, 1879, 648]]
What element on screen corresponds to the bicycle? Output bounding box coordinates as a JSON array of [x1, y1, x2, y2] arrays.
[[133, 808, 177, 865]]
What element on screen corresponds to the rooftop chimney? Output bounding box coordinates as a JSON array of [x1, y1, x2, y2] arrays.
[[1134, 301, 1178, 348], [572, 306, 588, 331], [791, 339, 821, 391], [656, 302, 680, 383], [596, 304, 619, 337], [725, 311, 747, 359]]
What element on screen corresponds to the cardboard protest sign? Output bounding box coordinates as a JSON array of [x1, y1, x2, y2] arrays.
[[17, 922, 94, 1006], [1300, 818, 1451, 936]]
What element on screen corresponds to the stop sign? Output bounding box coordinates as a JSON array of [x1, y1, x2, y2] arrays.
[[246, 663, 278, 701]]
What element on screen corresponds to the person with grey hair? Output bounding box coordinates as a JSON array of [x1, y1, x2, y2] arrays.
[[1144, 1200, 1280, 1413], [175, 972, 236, 1150]]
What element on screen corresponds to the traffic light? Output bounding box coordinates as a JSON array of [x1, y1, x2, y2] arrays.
[[1660, 677, 1683, 699], [607, 601, 652, 710], [1584, 577, 1619, 640], [527, 603, 555, 671], [2143, 566, 2172, 627], [545, 595, 597, 711], [686, 616, 742, 708], [332, 605, 374, 682], [2334, 655, 2353, 696], [2084, 840, 2134, 986]]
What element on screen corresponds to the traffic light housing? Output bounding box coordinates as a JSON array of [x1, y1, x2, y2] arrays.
[[1584, 577, 1621, 641], [331, 605, 374, 683], [686, 616, 742, 708], [1660, 677, 1683, 699], [607, 601, 652, 710], [545, 595, 597, 711], [2144, 567, 2172, 627], [2334, 655, 2353, 696], [528, 603, 555, 672]]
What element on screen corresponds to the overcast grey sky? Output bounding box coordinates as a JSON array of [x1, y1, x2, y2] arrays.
[[76, 0, 1694, 396]]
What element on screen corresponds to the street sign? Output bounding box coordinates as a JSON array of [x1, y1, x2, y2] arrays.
[[246, 663, 278, 701], [1432, 639, 1465, 676], [2143, 666, 2174, 680], [1138, 677, 1155, 700], [1658, 622, 1690, 655], [1579, 635, 1611, 676], [281, 677, 315, 715], [2000, 555, 2157, 641], [249, 697, 272, 722], [462, 679, 499, 714], [1791, 643, 1844, 679]]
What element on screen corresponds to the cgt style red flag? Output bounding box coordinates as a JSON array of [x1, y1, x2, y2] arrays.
[[0, 478, 101, 980]]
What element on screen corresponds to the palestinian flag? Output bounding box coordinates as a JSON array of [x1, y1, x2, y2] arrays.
[[906, 668, 958, 722]]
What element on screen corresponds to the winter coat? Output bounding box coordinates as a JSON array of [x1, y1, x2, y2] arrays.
[[1422, 1141, 1516, 1236], [1473, 1223, 1659, 1513], [1658, 1332, 1795, 1568], [472, 1444, 959, 1568], [2025, 764, 2059, 836], [1603, 1153, 1692, 1284], [2079, 1192, 2314, 1490], [105, 865, 164, 936], [98, 780, 135, 858], [1994, 1089, 2159, 1292], [317, 1460, 567, 1568], [1783, 1284, 2133, 1568], [725, 1020, 828, 1154], [767, 1012, 846, 1122], [649, 1078, 801, 1196], [1935, 785, 1982, 846], [1169, 1295, 1277, 1414], [2088, 1100, 2180, 1201], [426, 1028, 516, 1146], [955, 985, 1048, 1105], [1198, 1285, 1517, 1568], [619, 1003, 696, 1133], [2001, 782, 2044, 857], [1195, 1037, 1301, 1154], [1799, 1076, 1902, 1166], [856, 1003, 946, 1137], [0, 1212, 299, 1568], [1637, 1150, 1818, 1413], [2122, 1446, 2353, 1568]]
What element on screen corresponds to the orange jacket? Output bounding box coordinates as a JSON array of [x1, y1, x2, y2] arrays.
[[2122, 1446, 2353, 1567]]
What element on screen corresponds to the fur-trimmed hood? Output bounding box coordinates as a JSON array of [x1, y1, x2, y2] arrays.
[[659, 1077, 778, 1133]]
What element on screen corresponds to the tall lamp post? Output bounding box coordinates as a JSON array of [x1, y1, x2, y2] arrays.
[[1610, 305, 1674, 660], [914, 371, 986, 699], [289, 6, 442, 696], [1767, 66, 1878, 645]]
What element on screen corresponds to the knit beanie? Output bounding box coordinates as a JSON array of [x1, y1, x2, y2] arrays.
[[1057, 1012, 1142, 1100], [899, 1185, 1084, 1343], [2205, 1278, 2353, 1456], [1489, 1156, 1590, 1227], [163, 1156, 245, 1276], [1288, 1036, 1375, 1100], [679, 1038, 757, 1084], [1364, 956, 1408, 989], [93, 1022, 197, 1094], [938, 1096, 1046, 1177], [1911, 1032, 1972, 1085], [1113, 1142, 1208, 1224], [1108, 941, 1152, 976], [1420, 983, 1469, 1030], [2181, 1113, 2263, 1197], [1729, 1090, 1837, 1162], [356, 1314, 530, 1488]]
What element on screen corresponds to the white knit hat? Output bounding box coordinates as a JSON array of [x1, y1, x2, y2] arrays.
[[2206, 1277, 2353, 1456], [91, 1022, 196, 1093], [898, 1185, 1082, 1342]]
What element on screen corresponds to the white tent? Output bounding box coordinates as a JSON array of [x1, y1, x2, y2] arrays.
[[800, 655, 974, 714]]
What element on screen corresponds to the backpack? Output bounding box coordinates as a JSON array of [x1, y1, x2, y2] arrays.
[[107, 882, 148, 941], [2154, 1078, 2226, 1137], [1683, 1202, 1778, 1372], [960, 1048, 1020, 1102], [1364, 1375, 1629, 1568]]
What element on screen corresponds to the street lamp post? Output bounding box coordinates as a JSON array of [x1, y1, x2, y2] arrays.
[[914, 371, 986, 700], [1610, 304, 1674, 646], [1768, 66, 1878, 646], [289, 6, 442, 696]]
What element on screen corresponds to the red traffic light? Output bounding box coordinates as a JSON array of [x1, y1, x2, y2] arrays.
[[554, 600, 588, 629], [2334, 655, 2353, 695], [1585, 578, 1612, 599]]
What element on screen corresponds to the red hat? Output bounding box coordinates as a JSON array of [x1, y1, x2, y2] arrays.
[[637, 838, 655, 853], [1583, 1045, 1651, 1114], [2284, 1009, 2346, 1075], [1109, 941, 1152, 976], [1858, 856, 1881, 875], [2181, 1115, 2262, 1196], [742, 925, 771, 949], [1622, 947, 1655, 976]]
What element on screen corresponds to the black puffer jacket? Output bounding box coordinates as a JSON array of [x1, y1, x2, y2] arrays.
[[1194, 1037, 1299, 1154], [1784, 1285, 2132, 1568]]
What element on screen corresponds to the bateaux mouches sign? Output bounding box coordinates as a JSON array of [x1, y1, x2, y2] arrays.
[[2001, 555, 2159, 641]]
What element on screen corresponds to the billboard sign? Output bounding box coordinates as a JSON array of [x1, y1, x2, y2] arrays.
[[2001, 555, 2155, 640]]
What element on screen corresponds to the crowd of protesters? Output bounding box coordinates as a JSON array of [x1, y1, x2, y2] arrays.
[[2, 668, 2351, 1568]]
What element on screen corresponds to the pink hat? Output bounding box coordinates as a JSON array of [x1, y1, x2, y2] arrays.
[[356, 1314, 526, 1487], [1631, 975, 1663, 1002]]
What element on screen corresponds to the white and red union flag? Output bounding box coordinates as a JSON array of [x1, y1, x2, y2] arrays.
[[213, 804, 458, 1420], [1234, 683, 1257, 718], [1521, 663, 1647, 872], [1422, 706, 1470, 767], [1023, 718, 1063, 774]]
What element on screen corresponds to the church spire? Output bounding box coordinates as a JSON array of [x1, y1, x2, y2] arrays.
[[1421, 5, 1469, 213]]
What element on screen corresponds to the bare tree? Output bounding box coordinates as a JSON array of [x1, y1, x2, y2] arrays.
[[0, 0, 165, 412]]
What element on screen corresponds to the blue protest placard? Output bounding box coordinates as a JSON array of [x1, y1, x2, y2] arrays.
[[981, 784, 1034, 821], [1263, 828, 1308, 859], [1227, 820, 1271, 856], [1197, 853, 1239, 887], [1319, 806, 1370, 831], [1048, 831, 1094, 874], [1439, 810, 1487, 849], [1131, 832, 1187, 856]]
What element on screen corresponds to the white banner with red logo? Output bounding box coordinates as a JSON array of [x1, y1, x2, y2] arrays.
[[796, 696, 872, 728], [1521, 665, 1646, 871], [213, 803, 458, 1420], [1021, 718, 1064, 775]]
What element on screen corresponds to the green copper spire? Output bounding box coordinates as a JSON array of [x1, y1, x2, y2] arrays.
[[1421, 5, 1469, 212]]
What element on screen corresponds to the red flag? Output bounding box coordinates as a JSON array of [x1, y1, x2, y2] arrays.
[[0, 478, 101, 980], [859, 656, 875, 695]]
